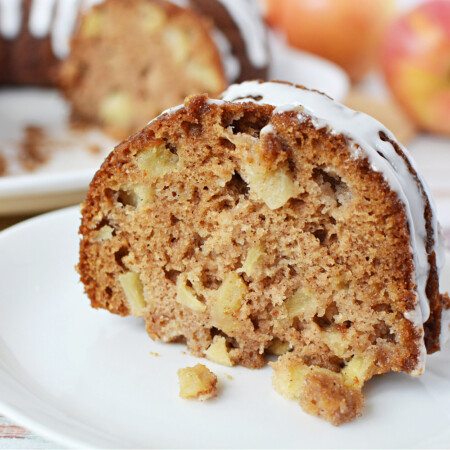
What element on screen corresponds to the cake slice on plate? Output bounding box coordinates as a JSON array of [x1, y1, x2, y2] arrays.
[[78, 80, 450, 425]]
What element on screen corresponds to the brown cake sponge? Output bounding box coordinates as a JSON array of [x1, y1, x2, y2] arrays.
[[78, 81, 449, 425]]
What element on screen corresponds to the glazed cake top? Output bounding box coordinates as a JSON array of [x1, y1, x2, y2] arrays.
[[220, 80, 444, 329], [0, 0, 268, 82], [154, 80, 445, 372]]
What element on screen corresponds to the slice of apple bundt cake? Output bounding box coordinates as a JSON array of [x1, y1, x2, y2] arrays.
[[78, 80, 449, 425]]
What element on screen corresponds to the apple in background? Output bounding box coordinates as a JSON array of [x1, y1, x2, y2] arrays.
[[263, 0, 394, 82], [381, 0, 450, 136]]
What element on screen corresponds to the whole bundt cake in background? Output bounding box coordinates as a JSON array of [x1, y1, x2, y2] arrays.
[[59, 0, 269, 135], [0, 0, 80, 86], [0, 0, 269, 135], [78, 80, 450, 425]]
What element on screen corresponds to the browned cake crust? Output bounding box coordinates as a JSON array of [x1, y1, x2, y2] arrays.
[[78, 87, 447, 425]]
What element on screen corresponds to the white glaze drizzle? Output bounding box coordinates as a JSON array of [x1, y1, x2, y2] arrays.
[[0, 0, 81, 58], [29, 0, 56, 38], [218, 80, 445, 374], [440, 307, 450, 348], [211, 28, 240, 82], [0, 0, 22, 39], [51, 0, 80, 57], [216, 0, 268, 69]]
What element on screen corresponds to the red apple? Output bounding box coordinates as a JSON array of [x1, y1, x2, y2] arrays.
[[262, 0, 394, 82], [381, 0, 450, 135]]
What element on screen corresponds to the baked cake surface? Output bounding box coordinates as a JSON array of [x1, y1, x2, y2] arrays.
[[78, 80, 449, 425], [59, 0, 268, 136], [0, 0, 268, 134]]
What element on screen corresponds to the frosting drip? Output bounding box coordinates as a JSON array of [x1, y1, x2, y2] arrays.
[[0, 0, 22, 39], [211, 28, 240, 82], [216, 0, 268, 69], [0, 0, 82, 57]]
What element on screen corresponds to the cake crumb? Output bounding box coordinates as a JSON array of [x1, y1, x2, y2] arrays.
[[178, 364, 218, 401], [18, 126, 50, 171], [149, 351, 160, 357], [225, 373, 233, 380], [89, 144, 101, 155]]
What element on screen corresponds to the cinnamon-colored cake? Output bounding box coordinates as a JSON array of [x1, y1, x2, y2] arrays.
[[79, 80, 449, 425], [0, 0, 269, 135], [59, 0, 269, 136]]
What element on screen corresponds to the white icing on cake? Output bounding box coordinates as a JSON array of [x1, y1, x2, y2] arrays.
[[440, 307, 450, 348], [211, 28, 240, 82], [29, 0, 56, 38], [0, 0, 22, 39], [0, 0, 81, 57], [216, 0, 268, 69], [219, 80, 445, 374]]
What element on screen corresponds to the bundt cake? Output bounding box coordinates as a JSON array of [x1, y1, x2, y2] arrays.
[[0, 0, 269, 134], [0, 0, 80, 86], [78, 80, 450, 425], [59, 0, 269, 135]]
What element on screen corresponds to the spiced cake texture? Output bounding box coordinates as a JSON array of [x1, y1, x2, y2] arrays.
[[0, 0, 268, 136], [58, 0, 268, 136], [78, 81, 449, 425], [59, 0, 226, 136]]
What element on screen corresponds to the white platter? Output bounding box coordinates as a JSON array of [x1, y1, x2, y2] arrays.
[[0, 206, 449, 448], [0, 36, 350, 216]]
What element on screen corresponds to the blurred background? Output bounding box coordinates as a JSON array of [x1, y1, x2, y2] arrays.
[[263, 0, 450, 244]]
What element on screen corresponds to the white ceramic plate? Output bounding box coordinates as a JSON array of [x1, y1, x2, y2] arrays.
[[0, 36, 349, 216], [0, 89, 116, 215], [0, 206, 449, 449]]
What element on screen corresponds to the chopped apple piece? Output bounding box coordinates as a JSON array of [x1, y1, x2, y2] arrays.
[[119, 185, 155, 208], [136, 142, 179, 180], [237, 244, 265, 277], [81, 11, 104, 37], [321, 329, 349, 358], [272, 360, 307, 400], [285, 287, 316, 319], [140, 3, 166, 33], [211, 272, 247, 333], [267, 338, 292, 356], [245, 163, 297, 210], [163, 27, 190, 63], [99, 91, 133, 129], [176, 274, 206, 313], [342, 355, 373, 388], [119, 271, 146, 317], [205, 336, 233, 367], [186, 62, 223, 92], [93, 225, 114, 242]]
